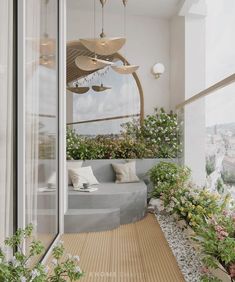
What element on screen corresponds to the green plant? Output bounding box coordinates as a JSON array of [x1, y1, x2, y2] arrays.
[[122, 108, 181, 158], [216, 178, 224, 194], [221, 170, 235, 185], [206, 156, 216, 176], [66, 107, 181, 160], [0, 225, 83, 282], [149, 161, 191, 198], [195, 212, 235, 281]]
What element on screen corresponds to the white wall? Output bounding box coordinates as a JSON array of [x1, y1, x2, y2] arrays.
[[66, 7, 171, 115], [170, 16, 185, 110]]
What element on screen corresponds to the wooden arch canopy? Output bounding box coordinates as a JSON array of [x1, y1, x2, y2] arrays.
[[66, 40, 144, 122]]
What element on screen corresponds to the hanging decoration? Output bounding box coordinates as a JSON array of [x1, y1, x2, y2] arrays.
[[40, 0, 56, 67], [92, 83, 112, 92], [112, 0, 139, 74], [80, 0, 125, 56], [75, 0, 114, 71], [67, 85, 90, 94]]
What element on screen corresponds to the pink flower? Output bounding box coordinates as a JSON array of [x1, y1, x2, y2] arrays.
[[222, 210, 228, 216], [215, 225, 229, 240], [200, 266, 210, 274], [229, 264, 235, 278]]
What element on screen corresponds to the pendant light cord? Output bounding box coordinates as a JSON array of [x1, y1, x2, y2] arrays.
[[101, 3, 104, 37], [94, 0, 97, 57], [44, 0, 49, 37], [124, 2, 127, 65]]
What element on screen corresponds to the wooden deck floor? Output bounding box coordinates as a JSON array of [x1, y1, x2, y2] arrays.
[[61, 214, 185, 282]]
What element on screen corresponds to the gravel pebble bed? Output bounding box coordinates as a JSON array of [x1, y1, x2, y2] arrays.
[[156, 212, 203, 282]]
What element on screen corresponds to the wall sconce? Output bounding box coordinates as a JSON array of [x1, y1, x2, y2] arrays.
[[152, 63, 165, 79]]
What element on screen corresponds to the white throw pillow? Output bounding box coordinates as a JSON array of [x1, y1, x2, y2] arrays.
[[67, 161, 83, 185], [112, 161, 140, 183], [69, 166, 99, 189]]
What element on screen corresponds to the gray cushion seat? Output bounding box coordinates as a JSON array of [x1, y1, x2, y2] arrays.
[[65, 159, 151, 233], [68, 181, 147, 225]]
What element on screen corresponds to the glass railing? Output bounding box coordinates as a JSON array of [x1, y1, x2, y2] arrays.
[[177, 79, 235, 199]]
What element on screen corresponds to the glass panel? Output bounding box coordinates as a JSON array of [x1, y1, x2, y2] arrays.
[[206, 0, 235, 86], [179, 82, 235, 200], [0, 0, 14, 246], [69, 61, 141, 136], [205, 83, 235, 199], [25, 0, 58, 253]]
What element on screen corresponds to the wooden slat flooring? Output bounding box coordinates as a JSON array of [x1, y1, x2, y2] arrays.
[[60, 214, 185, 282]]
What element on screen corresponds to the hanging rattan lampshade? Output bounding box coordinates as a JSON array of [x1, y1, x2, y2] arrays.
[[111, 0, 139, 74], [92, 83, 111, 92], [80, 37, 126, 56], [80, 0, 125, 56], [67, 86, 90, 94], [75, 55, 113, 71], [112, 64, 139, 74]]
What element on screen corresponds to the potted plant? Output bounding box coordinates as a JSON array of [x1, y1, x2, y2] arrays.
[[0, 224, 83, 281]]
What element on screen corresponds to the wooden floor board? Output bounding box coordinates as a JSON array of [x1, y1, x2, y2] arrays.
[[60, 214, 185, 282]]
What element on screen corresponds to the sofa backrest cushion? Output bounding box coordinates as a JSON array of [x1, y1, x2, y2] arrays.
[[80, 159, 176, 183]]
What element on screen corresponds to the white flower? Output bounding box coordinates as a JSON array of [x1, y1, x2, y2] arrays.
[[20, 277, 27, 282], [73, 255, 80, 262], [75, 266, 81, 273], [31, 269, 40, 279], [51, 259, 58, 266], [44, 266, 49, 274]]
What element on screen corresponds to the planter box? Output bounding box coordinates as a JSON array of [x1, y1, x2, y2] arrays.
[[210, 264, 231, 282]]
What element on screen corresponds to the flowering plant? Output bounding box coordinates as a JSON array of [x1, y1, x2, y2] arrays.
[[0, 224, 83, 281], [122, 108, 181, 158], [163, 185, 231, 228], [149, 161, 191, 198], [67, 108, 181, 160], [195, 212, 235, 281]]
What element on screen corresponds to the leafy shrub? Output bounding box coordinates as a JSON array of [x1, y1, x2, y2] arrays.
[[216, 178, 224, 194], [148, 161, 235, 281], [66, 108, 181, 160], [196, 212, 235, 281], [149, 161, 191, 198], [221, 170, 235, 184], [206, 155, 216, 176], [0, 225, 83, 281], [66, 130, 150, 160], [164, 186, 230, 228], [122, 108, 181, 158]]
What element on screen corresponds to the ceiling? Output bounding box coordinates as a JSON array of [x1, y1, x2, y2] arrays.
[[67, 0, 182, 19]]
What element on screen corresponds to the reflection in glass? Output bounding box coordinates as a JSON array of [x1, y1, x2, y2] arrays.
[[178, 82, 235, 200], [205, 83, 235, 199], [0, 0, 14, 246], [25, 0, 58, 255]]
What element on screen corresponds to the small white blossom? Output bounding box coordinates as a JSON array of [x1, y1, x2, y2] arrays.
[[75, 266, 81, 273], [73, 255, 80, 262], [51, 259, 58, 266], [44, 266, 49, 274], [31, 269, 40, 279], [20, 277, 27, 282]]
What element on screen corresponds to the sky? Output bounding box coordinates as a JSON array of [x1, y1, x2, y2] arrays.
[[205, 0, 235, 127]]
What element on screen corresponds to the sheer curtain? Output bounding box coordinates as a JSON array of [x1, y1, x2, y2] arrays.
[[25, 0, 41, 230], [0, 0, 13, 245]]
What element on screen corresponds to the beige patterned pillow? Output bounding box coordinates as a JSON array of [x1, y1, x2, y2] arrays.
[[67, 161, 83, 185], [112, 162, 140, 183]]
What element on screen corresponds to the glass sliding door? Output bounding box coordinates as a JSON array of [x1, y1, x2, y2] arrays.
[[0, 0, 14, 246], [25, 0, 59, 252]]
